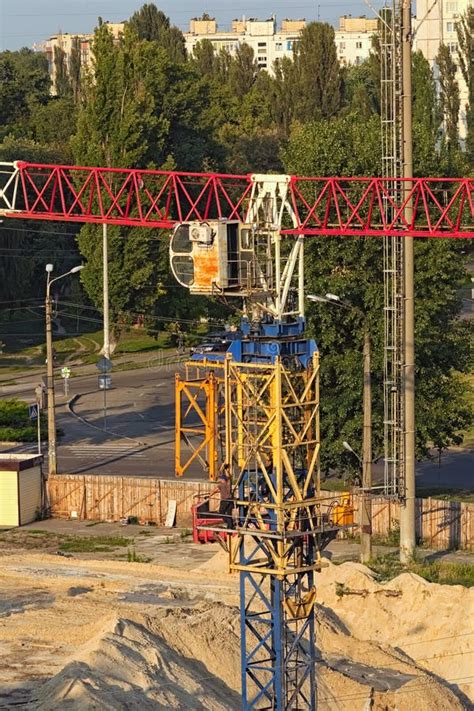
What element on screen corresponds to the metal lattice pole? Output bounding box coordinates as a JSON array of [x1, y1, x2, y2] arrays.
[[381, 2, 405, 498]]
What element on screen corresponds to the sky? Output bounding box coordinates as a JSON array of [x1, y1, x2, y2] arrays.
[[0, 0, 386, 52]]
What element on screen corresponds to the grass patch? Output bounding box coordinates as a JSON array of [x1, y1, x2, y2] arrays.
[[372, 521, 400, 547], [416, 488, 474, 503], [127, 546, 151, 563], [368, 553, 474, 587], [58, 535, 133, 553]]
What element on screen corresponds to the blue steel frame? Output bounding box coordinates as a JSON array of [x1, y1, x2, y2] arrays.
[[232, 331, 320, 711], [192, 321, 341, 710]]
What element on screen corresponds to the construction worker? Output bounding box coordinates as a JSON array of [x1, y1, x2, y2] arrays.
[[217, 466, 233, 529]]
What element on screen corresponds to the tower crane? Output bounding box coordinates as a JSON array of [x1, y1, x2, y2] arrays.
[[0, 161, 472, 709]]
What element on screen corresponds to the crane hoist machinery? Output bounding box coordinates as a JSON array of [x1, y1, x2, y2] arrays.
[[0, 161, 472, 711]]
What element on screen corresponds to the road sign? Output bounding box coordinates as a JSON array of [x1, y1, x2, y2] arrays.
[[96, 356, 113, 373], [61, 366, 71, 379], [29, 403, 39, 420], [98, 374, 112, 390], [35, 384, 45, 410]]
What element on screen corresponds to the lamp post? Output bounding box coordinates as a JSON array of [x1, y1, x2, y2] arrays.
[[102, 223, 110, 359], [45, 263, 83, 477], [307, 293, 373, 562]]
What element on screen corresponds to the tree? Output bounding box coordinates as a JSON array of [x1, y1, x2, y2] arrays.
[[54, 45, 71, 97], [342, 37, 381, 118], [283, 116, 383, 473], [71, 23, 166, 347], [69, 37, 82, 103], [412, 50, 442, 175], [0, 49, 50, 135], [436, 44, 461, 146], [128, 3, 186, 62], [456, 6, 474, 160], [190, 39, 217, 76], [291, 22, 343, 123], [283, 114, 471, 473], [228, 43, 258, 99], [0, 56, 27, 130]]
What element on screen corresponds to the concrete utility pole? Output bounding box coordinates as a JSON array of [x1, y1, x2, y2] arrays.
[[307, 293, 373, 561], [400, 0, 416, 562], [45, 274, 56, 477], [103, 223, 110, 359], [361, 327, 373, 563]]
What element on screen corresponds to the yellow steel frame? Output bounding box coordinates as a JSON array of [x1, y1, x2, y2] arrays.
[[175, 361, 225, 481], [175, 371, 218, 479], [224, 353, 327, 577]]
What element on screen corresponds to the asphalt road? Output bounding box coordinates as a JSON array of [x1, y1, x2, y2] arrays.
[[1, 363, 472, 488], [1, 362, 205, 480]]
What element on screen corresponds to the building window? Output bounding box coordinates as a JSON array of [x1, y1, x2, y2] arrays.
[[339, 42, 346, 50], [356, 41, 363, 49], [275, 42, 282, 50], [287, 40, 294, 50], [447, 41, 458, 53], [446, 1, 458, 12], [447, 21, 454, 32], [355, 56, 362, 65], [258, 42, 266, 47]]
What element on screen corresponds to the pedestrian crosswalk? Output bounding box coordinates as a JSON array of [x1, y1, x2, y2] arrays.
[[67, 443, 148, 459], [3, 441, 148, 459]]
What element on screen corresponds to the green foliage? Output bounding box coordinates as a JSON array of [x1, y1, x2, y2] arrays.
[[456, 7, 474, 162], [54, 46, 71, 98], [228, 43, 258, 99], [283, 112, 471, 472], [436, 44, 461, 146], [291, 22, 343, 123], [0, 398, 42, 442], [127, 546, 151, 562], [59, 535, 132, 552], [128, 3, 186, 62], [369, 553, 474, 587]]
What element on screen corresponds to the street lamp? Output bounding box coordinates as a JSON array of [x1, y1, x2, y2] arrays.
[[342, 440, 361, 461], [45, 263, 83, 477], [307, 292, 373, 563]]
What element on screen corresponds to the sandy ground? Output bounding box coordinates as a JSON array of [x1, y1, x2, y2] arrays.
[[0, 545, 472, 710]]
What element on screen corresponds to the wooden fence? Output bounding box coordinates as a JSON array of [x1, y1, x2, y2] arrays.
[[320, 490, 473, 552], [47, 475, 473, 550], [48, 474, 216, 526]]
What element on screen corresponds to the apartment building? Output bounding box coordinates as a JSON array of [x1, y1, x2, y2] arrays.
[[40, 15, 379, 91], [184, 17, 306, 72], [414, 0, 472, 138], [335, 15, 379, 66], [42, 22, 124, 94]]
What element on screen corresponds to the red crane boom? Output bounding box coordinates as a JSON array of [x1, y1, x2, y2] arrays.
[[0, 161, 472, 238]]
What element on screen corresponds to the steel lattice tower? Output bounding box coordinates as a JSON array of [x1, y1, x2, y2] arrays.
[[381, 2, 405, 497]]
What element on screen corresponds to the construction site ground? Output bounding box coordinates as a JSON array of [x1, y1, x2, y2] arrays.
[[0, 521, 472, 710]]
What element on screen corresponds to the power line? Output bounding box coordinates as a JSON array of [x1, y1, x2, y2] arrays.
[[0, 225, 80, 238]]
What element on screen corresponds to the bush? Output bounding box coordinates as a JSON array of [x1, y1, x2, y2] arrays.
[[0, 399, 40, 441]]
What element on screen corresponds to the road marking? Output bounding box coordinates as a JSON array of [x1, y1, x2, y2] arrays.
[[68, 445, 148, 458]]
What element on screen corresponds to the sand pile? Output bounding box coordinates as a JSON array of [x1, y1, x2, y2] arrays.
[[192, 551, 473, 705], [314, 562, 474, 704], [32, 613, 241, 710], [29, 602, 466, 711], [0, 551, 471, 709]]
